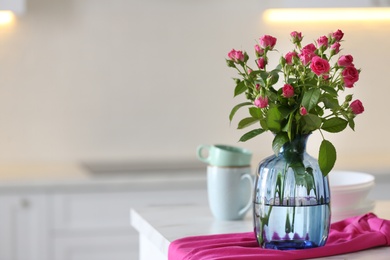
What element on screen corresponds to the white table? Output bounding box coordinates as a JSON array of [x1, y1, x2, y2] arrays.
[[131, 196, 390, 260]]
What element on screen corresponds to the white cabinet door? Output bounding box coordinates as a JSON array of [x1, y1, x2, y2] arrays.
[[51, 191, 140, 260], [53, 235, 137, 260], [0, 194, 49, 260], [51, 191, 138, 230]]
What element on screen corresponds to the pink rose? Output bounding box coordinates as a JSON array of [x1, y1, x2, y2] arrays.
[[302, 43, 317, 53], [256, 57, 266, 69], [299, 44, 317, 65], [331, 29, 344, 42], [342, 66, 359, 88], [338, 55, 354, 67], [282, 84, 294, 98], [254, 44, 264, 56], [254, 96, 268, 108], [299, 52, 313, 65], [317, 35, 328, 48], [350, 100, 364, 115], [330, 42, 341, 55], [259, 35, 277, 50], [310, 56, 330, 76], [227, 49, 245, 63], [300, 106, 308, 116], [285, 51, 297, 65], [290, 31, 303, 44]]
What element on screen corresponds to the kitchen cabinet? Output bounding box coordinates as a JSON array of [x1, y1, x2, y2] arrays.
[[50, 188, 207, 260], [53, 235, 135, 260], [0, 194, 49, 260], [0, 164, 206, 260], [50, 191, 140, 260], [0, 191, 137, 260]]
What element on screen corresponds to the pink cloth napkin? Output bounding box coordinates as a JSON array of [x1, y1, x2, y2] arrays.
[[168, 213, 390, 260]]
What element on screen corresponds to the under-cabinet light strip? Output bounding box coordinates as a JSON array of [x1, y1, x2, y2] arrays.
[[264, 8, 390, 22]]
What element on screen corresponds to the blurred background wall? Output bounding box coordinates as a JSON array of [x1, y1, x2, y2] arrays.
[[0, 0, 389, 173]]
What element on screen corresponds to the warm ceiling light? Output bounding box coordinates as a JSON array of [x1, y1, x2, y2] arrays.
[[0, 11, 14, 25], [263, 8, 390, 22]]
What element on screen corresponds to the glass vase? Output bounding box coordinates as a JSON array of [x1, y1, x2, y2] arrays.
[[253, 134, 331, 250]]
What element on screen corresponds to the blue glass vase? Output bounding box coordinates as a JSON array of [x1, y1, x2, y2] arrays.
[[253, 134, 331, 250]]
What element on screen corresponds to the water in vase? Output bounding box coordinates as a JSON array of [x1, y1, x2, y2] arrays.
[[254, 203, 330, 250]]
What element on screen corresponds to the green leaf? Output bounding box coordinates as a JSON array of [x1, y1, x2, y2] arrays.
[[259, 118, 268, 130], [229, 102, 252, 122], [314, 105, 324, 117], [321, 95, 339, 109], [278, 106, 296, 119], [226, 59, 235, 68], [348, 118, 355, 131], [320, 85, 338, 96], [249, 70, 260, 76], [267, 107, 283, 132], [286, 113, 294, 140], [321, 117, 348, 133], [318, 140, 336, 177], [267, 70, 279, 85], [267, 90, 279, 103], [302, 88, 321, 111], [274, 64, 283, 71], [301, 114, 322, 133], [234, 81, 247, 97], [239, 128, 265, 142], [259, 71, 269, 82], [272, 132, 289, 155], [249, 107, 262, 119], [287, 77, 298, 85], [237, 117, 259, 129], [256, 77, 265, 87]]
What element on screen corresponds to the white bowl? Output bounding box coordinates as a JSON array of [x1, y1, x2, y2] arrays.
[[331, 200, 375, 223], [328, 171, 375, 210]]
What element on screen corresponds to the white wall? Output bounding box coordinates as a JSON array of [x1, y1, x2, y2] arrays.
[[0, 0, 388, 173]]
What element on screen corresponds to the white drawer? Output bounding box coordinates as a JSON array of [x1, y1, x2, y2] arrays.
[[51, 191, 138, 231]]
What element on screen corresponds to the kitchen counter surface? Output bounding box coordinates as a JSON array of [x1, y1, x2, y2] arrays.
[[131, 200, 390, 260]]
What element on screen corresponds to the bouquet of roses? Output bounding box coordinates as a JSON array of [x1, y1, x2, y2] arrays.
[[226, 29, 364, 176]]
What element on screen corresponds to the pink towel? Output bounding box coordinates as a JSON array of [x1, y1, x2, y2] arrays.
[[168, 213, 390, 260]]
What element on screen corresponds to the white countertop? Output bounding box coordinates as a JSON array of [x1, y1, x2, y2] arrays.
[[131, 197, 390, 260]]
